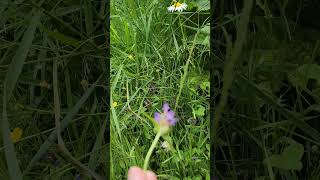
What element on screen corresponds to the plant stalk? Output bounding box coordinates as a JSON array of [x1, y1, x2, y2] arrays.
[[143, 131, 162, 171]]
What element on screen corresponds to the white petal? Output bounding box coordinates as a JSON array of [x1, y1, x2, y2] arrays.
[[167, 6, 175, 12], [181, 3, 187, 10]]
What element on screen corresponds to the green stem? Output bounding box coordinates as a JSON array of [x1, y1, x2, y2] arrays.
[[143, 131, 162, 171], [174, 32, 199, 111], [212, 0, 253, 175]]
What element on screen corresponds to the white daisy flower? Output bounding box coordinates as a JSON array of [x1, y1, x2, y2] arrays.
[[167, 2, 187, 13]]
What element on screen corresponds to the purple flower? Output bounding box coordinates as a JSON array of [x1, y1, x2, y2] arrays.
[[154, 102, 178, 126], [75, 173, 81, 180]]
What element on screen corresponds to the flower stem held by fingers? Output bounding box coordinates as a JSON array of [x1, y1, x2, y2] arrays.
[[143, 103, 177, 171], [143, 131, 162, 171]]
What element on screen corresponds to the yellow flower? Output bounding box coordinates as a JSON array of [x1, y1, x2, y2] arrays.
[[113, 101, 118, 107], [128, 54, 134, 60], [10, 127, 23, 143]]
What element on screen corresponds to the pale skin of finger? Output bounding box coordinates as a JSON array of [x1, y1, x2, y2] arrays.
[[128, 166, 157, 180], [145, 170, 157, 180]]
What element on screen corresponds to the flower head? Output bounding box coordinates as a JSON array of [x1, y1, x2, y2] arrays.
[[128, 54, 134, 60], [154, 102, 177, 134], [167, 2, 187, 12], [161, 141, 171, 152], [10, 127, 23, 143], [112, 101, 118, 108]]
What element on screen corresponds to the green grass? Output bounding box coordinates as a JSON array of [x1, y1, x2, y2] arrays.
[[110, 0, 210, 179], [213, 0, 320, 179], [0, 0, 107, 179], [4, 0, 319, 179]]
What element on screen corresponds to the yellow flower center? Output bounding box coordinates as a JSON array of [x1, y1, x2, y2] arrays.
[[173, 2, 182, 7]]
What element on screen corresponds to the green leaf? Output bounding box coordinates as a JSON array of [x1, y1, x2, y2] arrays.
[[264, 143, 304, 170], [195, 34, 209, 47], [200, 81, 210, 91], [193, 105, 205, 117], [195, 23, 209, 46], [289, 64, 320, 88]]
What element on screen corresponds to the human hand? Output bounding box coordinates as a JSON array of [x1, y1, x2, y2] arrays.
[[128, 166, 157, 180]]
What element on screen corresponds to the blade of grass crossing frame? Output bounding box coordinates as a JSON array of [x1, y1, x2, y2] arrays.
[[239, 74, 320, 142], [24, 73, 105, 174], [1, 10, 41, 180], [3, 11, 41, 102], [110, 65, 123, 143], [84, 0, 94, 36], [88, 115, 107, 170]]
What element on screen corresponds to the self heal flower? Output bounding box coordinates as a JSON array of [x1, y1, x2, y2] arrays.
[[143, 102, 177, 171], [154, 102, 177, 135]]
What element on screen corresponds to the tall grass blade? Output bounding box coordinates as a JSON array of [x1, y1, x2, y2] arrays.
[[24, 73, 105, 174], [1, 10, 41, 180]]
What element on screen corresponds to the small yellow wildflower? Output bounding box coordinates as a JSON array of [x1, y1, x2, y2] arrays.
[[128, 54, 134, 60], [113, 101, 118, 107], [10, 127, 23, 143]]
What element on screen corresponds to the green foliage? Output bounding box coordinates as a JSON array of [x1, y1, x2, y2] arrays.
[[111, 0, 210, 178], [195, 23, 210, 47], [264, 143, 304, 170], [289, 64, 320, 89], [0, 0, 107, 178], [189, 0, 210, 11], [214, 0, 320, 179], [193, 105, 206, 117]]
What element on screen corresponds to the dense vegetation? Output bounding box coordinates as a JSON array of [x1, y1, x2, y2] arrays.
[[213, 0, 320, 179], [110, 0, 210, 179], [1, 0, 320, 179], [1, 0, 107, 179]]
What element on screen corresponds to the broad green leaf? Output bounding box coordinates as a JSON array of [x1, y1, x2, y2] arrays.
[[193, 105, 205, 117], [264, 143, 304, 170], [289, 64, 320, 88]]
